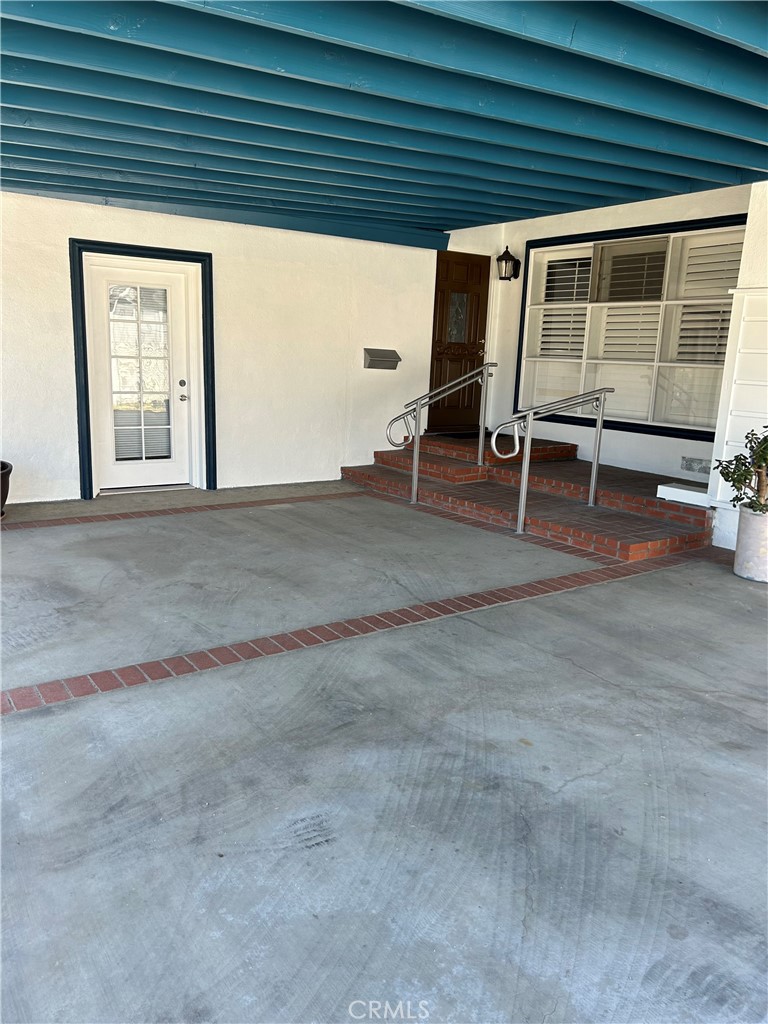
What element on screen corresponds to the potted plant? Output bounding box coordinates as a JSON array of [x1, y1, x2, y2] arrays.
[[715, 426, 768, 583], [0, 461, 11, 521]]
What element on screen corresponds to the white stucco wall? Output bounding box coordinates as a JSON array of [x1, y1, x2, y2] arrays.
[[450, 184, 755, 480], [1, 192, 436, 503]]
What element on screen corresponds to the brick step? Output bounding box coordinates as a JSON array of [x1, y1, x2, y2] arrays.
[[341, 464, 711, 562], [375, 448, 710, 529], [487, 462, 711, 529], [374, 449, 489, 483], [410, 435, 578, 465]]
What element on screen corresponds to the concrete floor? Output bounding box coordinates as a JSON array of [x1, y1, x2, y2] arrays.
[[2, 496, 602, 689], [2, 492, 767, 1024]]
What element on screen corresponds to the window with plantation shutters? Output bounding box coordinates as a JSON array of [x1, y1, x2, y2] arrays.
[[521, 225, 744, 431]]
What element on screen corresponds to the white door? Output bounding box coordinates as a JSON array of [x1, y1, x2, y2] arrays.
[[84, 256, 200, 491]]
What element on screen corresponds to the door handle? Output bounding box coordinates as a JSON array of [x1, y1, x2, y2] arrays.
[[179, 395, 188, 402]]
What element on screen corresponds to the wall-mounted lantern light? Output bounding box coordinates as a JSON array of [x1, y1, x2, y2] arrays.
[[496, 246, 521, 281]]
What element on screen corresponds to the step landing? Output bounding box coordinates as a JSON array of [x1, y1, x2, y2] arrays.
[[341, 464, 711, 561], [377, 438, 709, 530], [487, 461, 710, 529], [413, 435, 578, 465]]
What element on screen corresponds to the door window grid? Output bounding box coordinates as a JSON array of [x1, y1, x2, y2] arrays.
[[521, 227, 744, 429], [109, 284, 172, 461]]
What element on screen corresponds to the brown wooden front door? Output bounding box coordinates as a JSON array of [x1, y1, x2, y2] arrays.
[[427, 250, 491, 431]]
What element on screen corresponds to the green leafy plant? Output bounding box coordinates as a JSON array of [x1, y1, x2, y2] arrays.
[[715, 427, 768, 513]]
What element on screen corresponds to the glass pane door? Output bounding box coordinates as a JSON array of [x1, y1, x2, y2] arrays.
[[109, 285, 172, 461]]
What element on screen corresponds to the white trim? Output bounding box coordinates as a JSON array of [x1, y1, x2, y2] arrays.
[[656, 482, 710, 507]]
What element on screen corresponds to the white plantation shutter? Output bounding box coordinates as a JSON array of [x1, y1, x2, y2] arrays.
[[674, 303, 732, 363], [600, 305, 660, 360], [601, 250, 666, 301], [532, 307, 587, 357], [594, 239, 666, 302], [680, 238, 743, 298], [543, 257, 591, 302]]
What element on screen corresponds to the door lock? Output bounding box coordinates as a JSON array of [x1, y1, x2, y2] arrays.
[[179, 395, 188, 402]]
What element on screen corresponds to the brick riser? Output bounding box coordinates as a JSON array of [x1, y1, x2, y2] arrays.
[[487, 465, 711, 529], [410, 437, 578, 465], [375, 449, 710, 529], [375, 449, 489, 483], [341, 467, 711, 562]]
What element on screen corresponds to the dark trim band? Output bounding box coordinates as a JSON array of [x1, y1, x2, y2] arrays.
[[69, 239, 216, 499]]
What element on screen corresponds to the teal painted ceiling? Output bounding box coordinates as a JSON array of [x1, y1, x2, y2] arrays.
[[1, 0, 766, 248]]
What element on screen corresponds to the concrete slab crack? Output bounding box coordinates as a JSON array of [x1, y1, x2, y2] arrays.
[[552, 753, 625, 794]]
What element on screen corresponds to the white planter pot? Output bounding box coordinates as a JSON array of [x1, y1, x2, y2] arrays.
[[734, 506, 768, 583]]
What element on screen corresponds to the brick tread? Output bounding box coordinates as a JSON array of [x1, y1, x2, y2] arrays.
[[487, 462, 709, 527], [341, 464, 710, 561], [370, 444, 708, 529]]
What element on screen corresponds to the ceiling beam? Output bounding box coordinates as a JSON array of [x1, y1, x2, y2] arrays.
[[0, 110, 670, 204], [1, 149, 582, 219], [2, 3, 765, 170], [0, 166, 483, 228], [1, 59, 751, 188], [0, 184, 452, 249], [2, 24, 750, 189], [617, 1, 768, 56], [163, 0, 766, 138], [393, 0, 767, 105], [0, 129, 616, 210]]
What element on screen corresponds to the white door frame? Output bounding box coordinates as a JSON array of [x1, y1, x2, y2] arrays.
[[70, 239, 215, 495]]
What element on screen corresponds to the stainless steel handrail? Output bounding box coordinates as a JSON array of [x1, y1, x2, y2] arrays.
[[490, 387, 615, 534], [386, 362, 498, 504]]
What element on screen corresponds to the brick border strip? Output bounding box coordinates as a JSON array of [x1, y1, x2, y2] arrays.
[[2, 555, 686, 717], [0, 490, 365, 531]]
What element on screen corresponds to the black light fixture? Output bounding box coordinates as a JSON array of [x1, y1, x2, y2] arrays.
[[496, 246, 521, 281]]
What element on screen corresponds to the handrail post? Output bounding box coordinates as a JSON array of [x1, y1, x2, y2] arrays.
[[516, 412, 534, 534], [410, 402, 422, 504], [477, 364, 490, 466], [588, 393, 607, 507]]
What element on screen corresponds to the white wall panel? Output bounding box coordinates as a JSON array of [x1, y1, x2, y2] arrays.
[[709, 286, 768, 551], [1, 192, 436, 503]]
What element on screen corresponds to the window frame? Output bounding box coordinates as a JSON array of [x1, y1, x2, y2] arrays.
[[513, 214, 748, 441]]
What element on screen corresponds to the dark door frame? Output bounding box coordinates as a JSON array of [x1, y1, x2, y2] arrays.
[[69, 238, 217, 499]]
